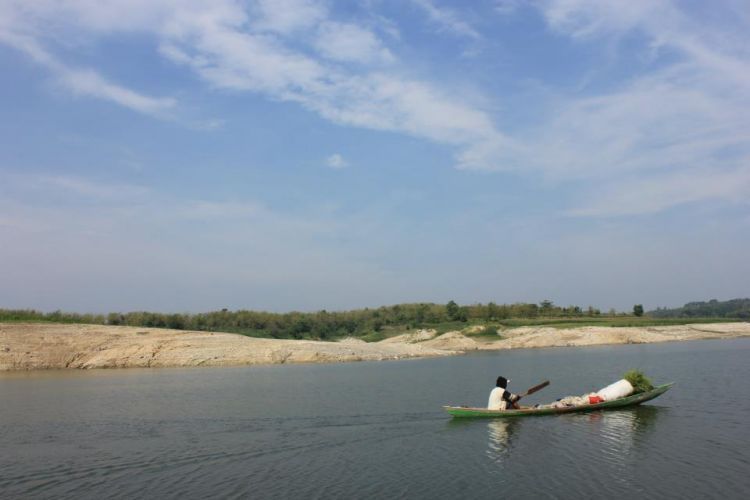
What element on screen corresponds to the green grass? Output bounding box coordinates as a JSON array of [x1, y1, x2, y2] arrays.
[[433, 321, 479, 334], [360, 331, 388, 343], [362, 322, 511, 342], [464, 325, 504, 339]]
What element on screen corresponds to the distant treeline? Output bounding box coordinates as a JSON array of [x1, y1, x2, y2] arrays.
[[649, 298, 750, 319], [0, 300, 604, 340]]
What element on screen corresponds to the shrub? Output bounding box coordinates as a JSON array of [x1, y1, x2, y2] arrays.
[[361, 331, 386, 343], [466, 325, 502, 338]]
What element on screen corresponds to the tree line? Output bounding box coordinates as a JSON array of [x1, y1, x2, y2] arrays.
[[649, 298, 750, 319], [0, 300, 606, 340]]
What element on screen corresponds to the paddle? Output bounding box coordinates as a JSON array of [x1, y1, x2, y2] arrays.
[[517, 380, 550, 400]]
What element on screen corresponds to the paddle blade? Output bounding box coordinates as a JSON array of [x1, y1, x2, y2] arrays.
[[524, 380, 550, 396]]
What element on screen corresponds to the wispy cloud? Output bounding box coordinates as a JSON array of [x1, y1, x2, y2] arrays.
[[252, 0, 327, 34], [314, 21, 394, 64], [325, 153, 349, 169], [515, 65, 749, 178], [494, 0, 524, 16], [151, 2, 507, 166], [409, 0, 481, 39], [2, 0, 748, 219], [0, 31, 175, 117], [431, 0, 750, 215], [0, 0, 505, 168], [0, 172, 149, 202], [567, 166, 750, 217], [178, 201, 263, 220], [37, 175, 149, 200], [521, 0, 750, 214]]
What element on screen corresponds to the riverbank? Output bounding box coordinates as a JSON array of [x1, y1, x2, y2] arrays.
[[1, 321, 749, 370]]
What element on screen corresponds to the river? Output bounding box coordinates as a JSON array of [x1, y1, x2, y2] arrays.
[[2, 338, 749, 499]]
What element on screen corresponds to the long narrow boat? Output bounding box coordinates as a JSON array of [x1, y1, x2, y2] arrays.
[[443, 383, 673, 418]]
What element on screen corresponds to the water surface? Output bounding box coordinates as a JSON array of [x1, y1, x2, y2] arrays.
[[2, 339, 749, 498]]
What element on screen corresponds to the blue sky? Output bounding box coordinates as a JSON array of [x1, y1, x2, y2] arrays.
[[1, 0, 748, 313]]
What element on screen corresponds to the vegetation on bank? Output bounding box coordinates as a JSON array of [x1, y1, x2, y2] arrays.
[[649, 298, 750, 319], [0, 298, 746, 341]]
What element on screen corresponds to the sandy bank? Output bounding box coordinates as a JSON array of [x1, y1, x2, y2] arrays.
[[482, 322, 750, 350], [1, 322, 748, 370], [0, 323, 451, 370]]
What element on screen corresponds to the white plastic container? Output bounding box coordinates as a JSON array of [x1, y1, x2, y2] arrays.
[[596, 379, 634, 401]]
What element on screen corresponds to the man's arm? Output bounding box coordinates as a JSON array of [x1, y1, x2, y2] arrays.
[[508, 393, 521, 409], [504, 391, 521, 409]]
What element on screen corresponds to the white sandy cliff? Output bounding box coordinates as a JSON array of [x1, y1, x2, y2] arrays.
[[1, 321, 749, 370]]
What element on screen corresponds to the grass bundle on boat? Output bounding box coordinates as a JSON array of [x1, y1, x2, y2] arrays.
[[624, 370, 654, 394]]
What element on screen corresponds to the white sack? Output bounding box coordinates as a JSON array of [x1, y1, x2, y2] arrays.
[[597, 379, 634, 401]]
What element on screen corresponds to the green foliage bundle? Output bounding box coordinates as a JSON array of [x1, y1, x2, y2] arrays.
[[624, 370, 654, 394]]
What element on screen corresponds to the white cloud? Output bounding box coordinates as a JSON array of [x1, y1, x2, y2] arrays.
[[513, 0, 750, 215], [0, 0, 508, 169], [151, 3, 507, 165], [252, 0, 327, 34], [0, 31, 176, 117], [37, 175, 149, 200], [539, 0, 670, 39], [314, 22, 394, 64], [516, 65, 749, 178], [325, 153, 348, 169], [2, 0, 749, 218], [0, 172, 149, 202], [409, 0, 480, 39], [568, 166, 750, 217], [60, 68, 176, 115], [494, 0, 523, 16], [443, 0, 750, 214]]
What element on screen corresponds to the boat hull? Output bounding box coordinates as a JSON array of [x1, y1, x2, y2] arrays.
[[443, 383, 673, 418]]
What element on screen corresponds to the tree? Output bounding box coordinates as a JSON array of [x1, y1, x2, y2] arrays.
[[446, 300, 460, 321], [633, 304, 644, 317], [456, 307, 469, 322], [540, 300, 554, 316], [486, 302, 499, 320]]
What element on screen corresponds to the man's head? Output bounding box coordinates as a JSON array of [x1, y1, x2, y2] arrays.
[[496, 376, 509, 388]]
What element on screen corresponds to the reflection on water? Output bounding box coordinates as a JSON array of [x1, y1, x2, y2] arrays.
[[482, 405, 665, 465], [486, 419, 519, 461], [631, 405, 663, 431], [590, 405, 663, 448], [586, 404, 663, 431], [563, 404, 667, 476], [444, 417, 520, 462]]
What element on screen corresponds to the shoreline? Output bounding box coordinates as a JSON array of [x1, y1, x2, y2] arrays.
[[1, 321, 749, 371]]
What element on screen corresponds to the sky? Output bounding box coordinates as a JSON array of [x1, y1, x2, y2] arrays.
[[0, 0, 749, 314]]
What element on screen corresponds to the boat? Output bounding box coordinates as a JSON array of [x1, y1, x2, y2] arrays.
[[443, 383, 673, 418]]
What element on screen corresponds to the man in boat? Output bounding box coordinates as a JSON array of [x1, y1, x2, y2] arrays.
[[488, 376, 521, 410]]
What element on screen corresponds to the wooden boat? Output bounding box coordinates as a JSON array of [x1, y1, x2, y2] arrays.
[[443, 383, 673, 418]]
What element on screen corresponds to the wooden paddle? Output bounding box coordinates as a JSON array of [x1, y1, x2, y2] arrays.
[[518, 380, 550, 400]]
